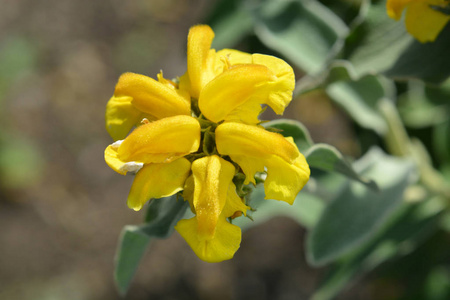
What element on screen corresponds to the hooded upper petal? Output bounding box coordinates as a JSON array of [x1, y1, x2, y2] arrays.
[[127, 158, 191, 211], [199, 55, 295, 124], [216, 122, 310, 204], [180, 25, 295, 112], [199, 64, 275, 124], [252, 54, 296, 114], [104, 115, 201, 174]]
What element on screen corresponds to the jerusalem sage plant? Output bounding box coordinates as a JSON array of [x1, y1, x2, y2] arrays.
[[104, 0, 450, 296]]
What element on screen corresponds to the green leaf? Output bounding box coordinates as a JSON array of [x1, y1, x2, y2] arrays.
[[0, 36, 37, 80], [0, 133, 45, 189], [312, 197, 444, 300], [114, 226, 152, 297], [398, 81, 449, 128], [385, 24, 450, 84], [114, 195, 188, 295], [295, 59, 361, 95], [398, 79, 450, 128], [305, 144, 378, 191], [434, 119, 450, 165], [307, 147, 417, 266], [346, 7, 413, 77], [0, 35, 38, 99], [424, 266, 450, 300], [252, 0, 349, 74], [348, 0, 371, 29], [210, 3, 254, 49], [324, 60, 359, 85], [316, 0, 369, 28], [263, 119, 314, 152], [326, 74, 394, 135]]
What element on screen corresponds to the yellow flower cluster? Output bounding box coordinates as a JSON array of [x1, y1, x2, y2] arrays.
[[387, 0, 450, 42], [104, 25, 310, 262]]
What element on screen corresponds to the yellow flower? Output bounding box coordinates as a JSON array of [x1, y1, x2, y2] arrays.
[[104, 24, 310, 262], [386, 0, 450, 42]]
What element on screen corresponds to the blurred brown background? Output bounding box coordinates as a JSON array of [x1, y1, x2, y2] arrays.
[[0, 0, 364, 299]]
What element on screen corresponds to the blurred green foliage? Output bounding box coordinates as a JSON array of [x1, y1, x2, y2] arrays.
[[0, 36, 37, 98], [0, 35, 44, 190]]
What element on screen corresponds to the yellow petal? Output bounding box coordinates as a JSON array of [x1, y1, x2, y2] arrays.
[[264, 154, 310, 204], [221, 182, 250, 218], [252, 54, 296, 115], [405, 1, 450, 42], [216, 122, 300, 162], [185, 25, 216, 98], [175, 217, 241, 263], [386, 0, 413, 20], [199, 64, 274, 123], [191, 155, 236, 240], [127, 158, 191, 211], [199, 56, 294, 124], [118, 115, 201, 164], [216, 122, 310, 203], [228, 154, 309, 204], [105, 95, 143, 141], [114, 72, 190, 119]]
